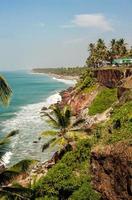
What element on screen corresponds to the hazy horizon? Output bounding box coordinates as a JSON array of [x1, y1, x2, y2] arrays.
[[0, 0, 132, 71]]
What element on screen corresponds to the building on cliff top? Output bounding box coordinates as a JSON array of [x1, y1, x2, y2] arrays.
[[113, 58, 132, 65]]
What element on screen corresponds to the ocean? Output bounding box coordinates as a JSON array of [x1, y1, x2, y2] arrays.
[[0, 70, 74, 166]]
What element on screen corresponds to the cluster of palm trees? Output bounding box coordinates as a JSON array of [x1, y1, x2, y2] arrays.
[[86, 38, 132, 68]]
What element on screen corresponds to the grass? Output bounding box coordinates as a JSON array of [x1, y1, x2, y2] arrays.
[[95, 100, 132, 144], [88, 87, 117, 115]]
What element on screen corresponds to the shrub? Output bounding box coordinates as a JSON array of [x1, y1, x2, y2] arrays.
[[33, 139, 97, 199], [70, 182, 101, 200], [88, 87, 117, 115]]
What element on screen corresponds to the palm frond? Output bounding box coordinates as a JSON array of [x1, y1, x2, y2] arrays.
[[9, 159, 38, 173], [63, 106, 71, 127], [51, 105, 65, 128], [42, 137, 56, 152], [41, 130, 58, 137], [0, 160, 38, 185], [0, 138, 9, 146], [0, 170, 19, 185], [42, 112, 59, 128], [0, 186, 33, 200], [0, 75, 12, 106], [6, 130, 19, 138], [50, 137, 67, 148], [72, 118, 85, 128]]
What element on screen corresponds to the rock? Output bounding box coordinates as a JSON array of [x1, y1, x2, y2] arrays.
[[41, 106, 48, 111], [91, 142, 132, 200], [113, 119, 121, 129], [60, 86, 98, 116], [93, 68, 132, 88], [93, 69, 124, 88], [38, 137, 41, 140], [33, 141, 38, 143], [7, 129, 19, 137], [117, 76, 132, 102], [0, 162, 5, 173]]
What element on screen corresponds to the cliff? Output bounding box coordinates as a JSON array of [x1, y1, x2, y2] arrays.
[[93, 68, 132, 88], [59, 68, 132, 200], [60, 86, 99, 116], [1, 68, 132, 200], [91, 142, 132, 200]]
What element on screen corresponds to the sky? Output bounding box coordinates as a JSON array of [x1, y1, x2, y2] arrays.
[[0, 0, 132, 70]]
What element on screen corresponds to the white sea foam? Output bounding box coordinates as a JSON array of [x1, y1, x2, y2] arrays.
[[30, 71, 77, 85], [2, 151, 13, 165], [52, 77, 76, 85], [1, 92, 62, 166]]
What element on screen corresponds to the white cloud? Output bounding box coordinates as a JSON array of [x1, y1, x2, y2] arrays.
[[62, 14, 113, 31]]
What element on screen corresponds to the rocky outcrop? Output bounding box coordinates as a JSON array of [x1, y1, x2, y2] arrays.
[[60, 86, 99, 116], [91, 142, 132, 200], [93, 68, 132, 88], [117, 76, 132, 101]]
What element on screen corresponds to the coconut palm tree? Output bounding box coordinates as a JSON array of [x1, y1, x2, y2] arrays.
[[0, 75, 13, 162], [96, 39, 108, 67], [0, 75, 12, 106], [110, 38, 128, 61], [41, 105, 86, 150], [117, 38, 127, 57]]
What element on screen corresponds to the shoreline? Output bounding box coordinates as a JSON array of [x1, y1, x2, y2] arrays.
[[31, 70, 79, 84], [2, 72, 76, 167]]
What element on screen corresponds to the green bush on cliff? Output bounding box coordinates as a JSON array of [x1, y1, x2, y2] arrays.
[[70, 182, 101, 200], [97, 100, 132, 144], [88, 87, 117, 115], [33, 139, 101, 200], [76, 69, 96, 91], [106, 101, 132, 144]]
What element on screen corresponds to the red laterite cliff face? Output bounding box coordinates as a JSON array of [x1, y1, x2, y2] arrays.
[[91, 142, 132, 200], [60, 86, 99, 116], [93, 68, 132, 88]]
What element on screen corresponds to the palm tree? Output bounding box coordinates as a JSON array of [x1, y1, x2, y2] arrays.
[[110, 38, 128, 61], [0, 75, 12, 106], [96, 39, 108, 67], [0, 75, 12, 163], [117, 38, 127, 57], [41, 105, 86, 150]]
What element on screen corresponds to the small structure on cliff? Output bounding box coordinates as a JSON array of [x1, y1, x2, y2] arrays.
[[113, 57, 132, 66]]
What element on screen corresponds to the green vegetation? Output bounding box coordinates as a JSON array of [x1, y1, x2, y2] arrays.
[[41, 105, 86, 150], [0, 75, 12, 106], [0, 159, 37, 186], [86, 38, 132, 68], [99, 100, 132, 144], [33, 66, 86, 76], [0, 75, 13, 162], [1, 38, 132, 199], [32, 139, 101, 200], [88, 87, 117, 115], [76, 69, 96, 92]]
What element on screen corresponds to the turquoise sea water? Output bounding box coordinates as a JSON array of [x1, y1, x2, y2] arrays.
[[0, 71, 72, 166]]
